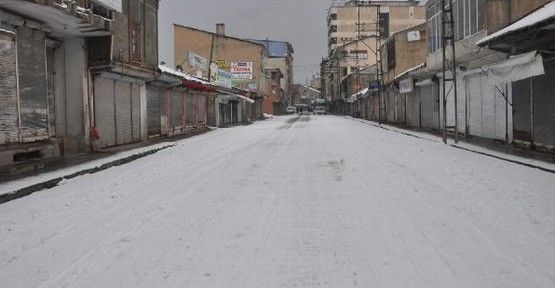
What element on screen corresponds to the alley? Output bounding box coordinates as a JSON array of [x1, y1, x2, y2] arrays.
[[1, 116, 554, 288]]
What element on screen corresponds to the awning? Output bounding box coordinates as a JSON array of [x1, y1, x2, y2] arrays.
[[483, 51, 545, 84], [477, 2, 555, 47]]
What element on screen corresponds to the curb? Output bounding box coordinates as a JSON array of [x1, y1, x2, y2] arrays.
[[346, 117, 555, 174], [0, 145, 175, 205]]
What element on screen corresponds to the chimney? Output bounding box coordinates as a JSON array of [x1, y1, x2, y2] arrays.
[[216, 23, 225, 36]]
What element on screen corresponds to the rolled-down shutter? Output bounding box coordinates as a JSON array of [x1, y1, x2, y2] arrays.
[[17, 26, 49, 142], [94, 77, 116, 148], [171, 91, 182, 131], [131, 83, 141, 142], [147, 86, 162, 136], [0, 31, 18, 144], [115, 80, 133, 145]]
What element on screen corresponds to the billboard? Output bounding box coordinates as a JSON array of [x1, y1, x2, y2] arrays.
[[93, 0, 122, 12], [210, 64, 233, 89], [230, 62, 253, 79], [188, 52, 208, 71]]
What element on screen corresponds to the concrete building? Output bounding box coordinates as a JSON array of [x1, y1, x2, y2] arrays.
[[328, 0, 424, 52], [251, 40, 294, 106], [323, 0, 426, 113], [423, 0, 551, 145], [0, 0, 112, 170], [263, 68, 284, 115], [293, 84, 322, 107], [173, 24, 267, 119]]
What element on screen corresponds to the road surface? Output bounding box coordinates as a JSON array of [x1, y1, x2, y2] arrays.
[[1, 116, 554, 288]]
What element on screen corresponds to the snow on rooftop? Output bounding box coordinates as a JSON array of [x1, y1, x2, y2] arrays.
[[159, 65, 212, 85], [477, 2, 555, 46]]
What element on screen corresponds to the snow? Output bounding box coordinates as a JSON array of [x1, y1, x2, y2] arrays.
[[0, 28, 15, 35], [159, 65, 212, 85], [393, 62, 426, 81], [1, 116, 554, 288], [477, 2, 555, 46]]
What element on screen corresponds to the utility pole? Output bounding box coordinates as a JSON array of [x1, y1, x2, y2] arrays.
[[441, 0, 459, 144]]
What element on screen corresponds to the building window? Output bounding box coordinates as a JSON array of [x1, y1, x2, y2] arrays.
[[427, 0, 485, 53]]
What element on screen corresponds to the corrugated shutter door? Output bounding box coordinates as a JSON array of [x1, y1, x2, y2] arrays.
[[115, 80, 133, 145], [131, 83, 141, 142], [420, 85, 436, 129], [186, 94, 194, 126], [172, 91, 182, 131], [0, 31, 19, 145], [533, 60, 555, 147], [94, 77, 116, 148], [17, 26, 49, 142], [467, 76, 483, 137], [147, 86, 161, 136]]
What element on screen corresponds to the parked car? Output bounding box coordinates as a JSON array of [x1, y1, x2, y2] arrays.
[[286, 106, 297, 114], [313, 106, 326, 115]]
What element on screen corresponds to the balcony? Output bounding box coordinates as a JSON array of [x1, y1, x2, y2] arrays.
[[0, 0, 111, 37]]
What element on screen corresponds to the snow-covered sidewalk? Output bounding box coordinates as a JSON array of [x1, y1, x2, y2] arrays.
[[1, 116, 554, 288], [345, 116, 555, 173]]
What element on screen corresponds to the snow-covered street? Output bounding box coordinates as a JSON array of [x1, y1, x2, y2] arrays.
[[1, 115, 554, 288]]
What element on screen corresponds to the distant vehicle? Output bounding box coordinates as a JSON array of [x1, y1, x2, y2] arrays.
[[313, 106, 326, 115], [286, 106, 297, 114]]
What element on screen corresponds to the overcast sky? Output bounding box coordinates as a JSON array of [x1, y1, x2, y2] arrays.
[[159, 0, 331, 84]]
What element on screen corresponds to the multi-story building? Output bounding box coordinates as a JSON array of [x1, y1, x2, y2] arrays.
[[323, 0, 425, 113], [263, 68, 284, 115], [0, 0, 113, 169], [173, 24, 267, 118], [251, 40, 294, 106], [424, 0, 551, 145], [328, 0, 424, 52]]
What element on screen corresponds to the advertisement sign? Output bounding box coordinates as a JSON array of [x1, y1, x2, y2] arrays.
[[188, 52, 208, 71], [93, 0, 122, 12], [399, 78, 414, 94], [232, 80, 257, 92], [215, 60, 230, 69], [210, 63, 233, 89], [231, 62, 253, 79], [407, 30, 422, 42]]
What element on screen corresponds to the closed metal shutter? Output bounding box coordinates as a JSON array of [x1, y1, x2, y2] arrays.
[[94, 77, 116, 148], [115, 80, 133, 145], [420, 84, 438, 130], [185, 94, 194, 126], [197, 95, 206, 125], [0, 31, 18, 144], [532, 60, 555, 147], [17, 26, 49, 142], [131, 83, 141, 142], [171, 91, 182, 131], [147, 86, 162, 136]]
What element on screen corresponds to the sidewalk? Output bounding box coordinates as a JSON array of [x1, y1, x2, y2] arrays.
[[346, 117, 555, 174], [0, 128, 212, 204]]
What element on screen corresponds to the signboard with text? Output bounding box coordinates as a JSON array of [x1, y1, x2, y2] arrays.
[[230, 62, 253, 79], [210, 63, 233, 89], [188, 52, 208, 71]]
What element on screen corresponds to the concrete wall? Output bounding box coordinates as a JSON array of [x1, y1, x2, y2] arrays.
[[174, 25, 266, 98]]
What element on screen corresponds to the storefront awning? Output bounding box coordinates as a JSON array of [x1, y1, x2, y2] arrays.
[[483, 51, 545, 84], [477, 2, 555, 47]]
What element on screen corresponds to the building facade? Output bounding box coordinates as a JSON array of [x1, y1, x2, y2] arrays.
[[0, 0, 113, 169], [173, 24, 267, 119]]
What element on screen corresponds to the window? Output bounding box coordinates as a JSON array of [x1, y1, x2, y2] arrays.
[[426, 0, 486, 53]]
